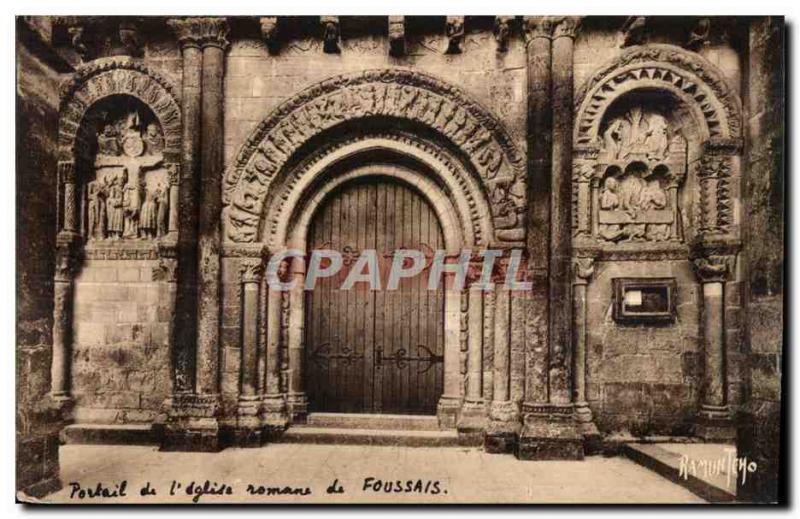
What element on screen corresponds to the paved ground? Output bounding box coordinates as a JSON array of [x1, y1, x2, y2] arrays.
[[33, 444, 706, 504]]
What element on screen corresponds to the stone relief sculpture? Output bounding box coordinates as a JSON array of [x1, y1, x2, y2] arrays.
[[84, 108, 170, 242], [590, 107, 687, 243]]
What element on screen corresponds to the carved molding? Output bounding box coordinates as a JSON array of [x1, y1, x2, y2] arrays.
[[696, 154, 734, 235], [574, 44, 743, 145], [58, 57, 182, 163], [167, 17, 230, 49], [223, 69, 525, 244]]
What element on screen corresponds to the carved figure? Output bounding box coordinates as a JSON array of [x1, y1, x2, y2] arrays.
[[641, 178, 672, 241], [122, 174, 140, 238], [144, 123, 164, 154], [106, 176, 124, 240], [98, 124, 120, 156], [139, 187, 158, 239], [86, 179, 106, 240], [156, 183, 169, 238]]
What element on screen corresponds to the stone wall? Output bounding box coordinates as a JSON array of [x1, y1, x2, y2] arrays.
[[16, 19, 64, 497], [71, 259, 173, 423], [737, 16, 784, 504]]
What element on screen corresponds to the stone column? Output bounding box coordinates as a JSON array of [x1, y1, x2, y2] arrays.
[[572, 257, 600, 450], [458, 277, 487, 435], [234, 261, 263, 446], [59, 162, 79, 236], [437, 277, 464, 427], [261, 254, 287, 435], [519, 16, 583, 461], [522, 16, 553, 408], [167, 164, 180, 238], [162, 17, 228, 452], [50, 239, 79, 408], [285, 259, 308, 423], [693, 254, 736, 440], [485, 264, 520, 453]]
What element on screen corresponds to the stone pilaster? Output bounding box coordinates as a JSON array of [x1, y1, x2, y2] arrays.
[[261, 254, 288, 436], [285, 259, 308, 423], [50, 235, 80, 415], [693, 253, 737, 441], [458, 274, 488, 436], [437, 269, 464, 428]]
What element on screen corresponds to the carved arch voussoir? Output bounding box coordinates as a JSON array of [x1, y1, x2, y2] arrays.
[[58, 57, 182, 163], [574, 44, 742, 146], [223, 68, 526, 245]]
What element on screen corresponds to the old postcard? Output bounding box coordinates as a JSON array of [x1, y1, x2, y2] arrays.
[[15, 11, 785, 505]]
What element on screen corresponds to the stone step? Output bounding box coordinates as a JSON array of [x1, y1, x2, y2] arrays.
[[305, 413, 440, 431], [61, 424, 158, 446], [276, 426, 471, 447], [622, 443, 736, 503]]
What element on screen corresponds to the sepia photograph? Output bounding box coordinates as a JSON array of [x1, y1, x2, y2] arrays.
[[12, 2, 788, 507]]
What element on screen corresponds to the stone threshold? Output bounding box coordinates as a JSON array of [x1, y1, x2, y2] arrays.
[[275, 426, 472, 448], [622, 443, 736, 503], [305, 412, 440, 431], [61, 423, 158, 446]]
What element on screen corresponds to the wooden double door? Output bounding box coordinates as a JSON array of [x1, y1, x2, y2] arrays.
[[305, 179, 445, 415]]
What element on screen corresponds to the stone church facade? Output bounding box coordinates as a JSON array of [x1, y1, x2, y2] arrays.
[[17, 16, 784, 501]]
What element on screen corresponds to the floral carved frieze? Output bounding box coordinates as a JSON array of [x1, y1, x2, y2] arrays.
[[574, 44, 742, 146], [223, 69, 525, 245]]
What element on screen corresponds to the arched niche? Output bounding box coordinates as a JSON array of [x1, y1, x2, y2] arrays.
[[572, 45, 743, 248]]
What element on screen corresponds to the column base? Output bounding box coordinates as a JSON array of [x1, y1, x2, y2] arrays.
[[695, 405, 736, 441], [575, 401, 602, 454], [286, 392, 308, 424], [437, 395, 462, 429], [517, 404, 584, 460], [159, 393, 221, 452], [457, 400, 487, 442], [484, 400, 521, 453], [260, 394, 289, 440], [226, 396, 263, 448]]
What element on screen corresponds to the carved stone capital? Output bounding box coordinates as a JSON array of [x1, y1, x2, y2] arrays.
[[240, 261, 265, 284], [494, 16, 514, 52], [523, 16, 554, 43], [573, 257, 595, 285], [388, 16, 405, 56], [260, 17, 279, 52], [320, 16, 340, 54], [54, 243, 81, 282], [445, 16, 465, 54], [692, 255, 734, 284], [167, 17, 230, 50], [552, 16, 582, 40], [58, 161, 76, 184]]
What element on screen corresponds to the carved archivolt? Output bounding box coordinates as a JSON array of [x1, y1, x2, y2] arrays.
[[574, 44, 742, 145], [58, 57, 182, 163], [223, 69, 526, 245]]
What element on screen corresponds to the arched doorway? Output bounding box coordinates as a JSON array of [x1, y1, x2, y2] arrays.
[[304, 178, 445, 415]]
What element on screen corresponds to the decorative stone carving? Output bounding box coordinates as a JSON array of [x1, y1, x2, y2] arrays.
[[493, 16, 513, 52], [686, 18, 711, 51], [552, 16, 581, 40], [588, 107, 688, 243], [523, 16, 553, 43], [388, 16, 405, 56], [152, 258, 178, 282], [696, 154, 733, 235], [620, 16, 647, 47], [118, 19, 143, 57], [223, 69, 525, 245], [320, 16, 340, 54], [86, 108, 170, 241], [166, 17, 229, 49], [260, 17, 279, 53], [240, 262, 265, 284], [573, 257, 595, 284], [574, 44, 743, 145], [692, 254, 734, 283], [445, 16, 465, 54]]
